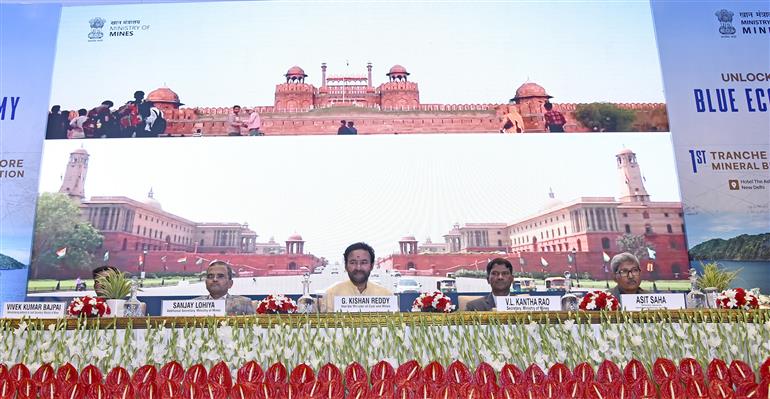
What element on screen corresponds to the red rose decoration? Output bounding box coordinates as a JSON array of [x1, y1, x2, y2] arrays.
[[255, 294, 298, 314], [67, 296, 111, 317], [579, 290, 620, 311], [411, 291, 456, 313], [716, 288, 760, 310]]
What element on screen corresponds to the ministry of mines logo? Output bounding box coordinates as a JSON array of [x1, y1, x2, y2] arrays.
[[714, 9, 736, 35], [88, 17, 106, 41]]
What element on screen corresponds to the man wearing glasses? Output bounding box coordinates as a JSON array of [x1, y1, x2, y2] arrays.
[[195, 260, 255, 315], [609, 252, 647, 299], [322, 242, 392, 312]]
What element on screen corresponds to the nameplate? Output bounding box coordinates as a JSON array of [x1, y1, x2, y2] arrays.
[[496, 296, 562, 312], [161, 299, 226, 316], [3, 302, 66, 319], [334, 296, 398, 312], [621, 293, 687, 311]]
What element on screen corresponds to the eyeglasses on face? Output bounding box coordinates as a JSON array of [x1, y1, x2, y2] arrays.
[[615, 268, 641, 278]]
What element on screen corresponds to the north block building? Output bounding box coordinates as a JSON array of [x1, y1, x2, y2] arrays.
[[57, 148, 321, 276], [380, 148, 689, 279]]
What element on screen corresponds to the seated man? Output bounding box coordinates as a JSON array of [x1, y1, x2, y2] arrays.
[[195, 260, 255, 315], [465, 258, 514, 311], [322, 242, 391, 312], [92, 265, 120, 297], [609, 252, 647, 299]]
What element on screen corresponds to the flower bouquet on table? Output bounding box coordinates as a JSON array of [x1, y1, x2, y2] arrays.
[[67, 295, 111, 317], [256, 294, 298, 314], [716, 287, 759, 310], [579, 290, 620, 311], [411, 291, 456, 313]]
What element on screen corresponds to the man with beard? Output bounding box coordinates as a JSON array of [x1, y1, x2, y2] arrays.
[[322, 242, 392, 312], [195, 260, 255, 315], [465, 258, 514, 311]]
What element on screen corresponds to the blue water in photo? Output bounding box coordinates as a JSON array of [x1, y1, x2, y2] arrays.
[[691, 260, 770, 295], [0, 268, 30, 303]]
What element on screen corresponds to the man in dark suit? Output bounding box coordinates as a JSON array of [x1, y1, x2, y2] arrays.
[[608, 252, 647, 299], [465, 258, 514, 311], [195, 260, 255, 315]]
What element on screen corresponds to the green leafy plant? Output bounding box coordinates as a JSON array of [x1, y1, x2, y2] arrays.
[[697, 262, 740, 291], [95, 268, 132, 299]]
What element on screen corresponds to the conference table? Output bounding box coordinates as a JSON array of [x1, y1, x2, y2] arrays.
[[0, 309, 768, 398]]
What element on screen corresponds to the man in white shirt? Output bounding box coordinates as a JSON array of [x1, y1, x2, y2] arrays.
[[246, 108, 262, 136], [322, 242, 392, 312], [195, 260, 255, 315]]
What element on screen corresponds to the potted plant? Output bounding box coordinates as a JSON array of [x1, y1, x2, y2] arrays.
[[697, 262, 741, 308], [95, 269, 132, 317]]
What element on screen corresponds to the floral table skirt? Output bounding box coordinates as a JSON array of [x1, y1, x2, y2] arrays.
[[0, 310, 768, 398]]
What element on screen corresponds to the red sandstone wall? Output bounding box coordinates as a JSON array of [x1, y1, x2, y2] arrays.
[[107, 250, 322, 276], [385, 244, 688, 280]]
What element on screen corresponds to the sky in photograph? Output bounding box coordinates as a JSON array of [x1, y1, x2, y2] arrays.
[[37, 133, 681, 261], [48, 0, 665, 109]]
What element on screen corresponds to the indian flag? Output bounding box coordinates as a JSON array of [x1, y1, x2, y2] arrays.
[[646, 247, 657, 260], [602, 252, 611, 262], [177, 257, 187, 263], [540, 257, 548, 267], [55, 247, 67, 259], [195, 257, 204, 265]]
